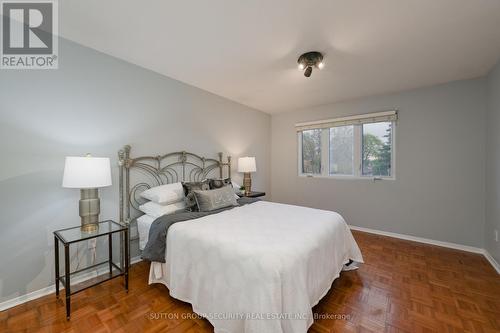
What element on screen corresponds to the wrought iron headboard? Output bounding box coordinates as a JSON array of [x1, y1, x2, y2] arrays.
[[118, 145, 231, 224]]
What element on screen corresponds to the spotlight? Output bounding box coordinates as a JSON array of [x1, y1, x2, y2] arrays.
[[304, 66, 313, 77], [297, 51, 324, 77]]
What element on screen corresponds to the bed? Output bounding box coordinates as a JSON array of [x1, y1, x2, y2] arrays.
[[118, 145, 363, 333]]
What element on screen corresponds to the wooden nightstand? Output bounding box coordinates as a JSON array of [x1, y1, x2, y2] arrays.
[[237, 191, 266, 198]]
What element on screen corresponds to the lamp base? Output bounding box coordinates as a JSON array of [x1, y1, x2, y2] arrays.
[[243, 172, 252, 195], [80, 188, 100, 233], [81, 223, 99, 233]]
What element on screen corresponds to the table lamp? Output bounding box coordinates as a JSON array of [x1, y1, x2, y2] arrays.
[[62, 154, 112, 232], [238, 157, 256, 195]]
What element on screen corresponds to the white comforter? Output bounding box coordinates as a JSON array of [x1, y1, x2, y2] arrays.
[[149, 201, 363, 333]]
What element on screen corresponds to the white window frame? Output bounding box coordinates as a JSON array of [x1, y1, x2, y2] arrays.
[[297, 119, 396, 180], [297, 129, 324, 176], [360, 122, 396, 179]]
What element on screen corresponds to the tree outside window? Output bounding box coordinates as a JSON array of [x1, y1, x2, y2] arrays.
[[302, 129, 321, 174], [362, 122, 392, 176]]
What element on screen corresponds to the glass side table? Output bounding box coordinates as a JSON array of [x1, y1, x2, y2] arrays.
[[53, 220, 129, 320]]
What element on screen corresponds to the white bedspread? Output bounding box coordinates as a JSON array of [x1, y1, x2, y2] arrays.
[[149, 201, 363, 333]]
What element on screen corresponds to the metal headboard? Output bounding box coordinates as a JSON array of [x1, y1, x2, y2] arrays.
[[118, 145, 231, 224]]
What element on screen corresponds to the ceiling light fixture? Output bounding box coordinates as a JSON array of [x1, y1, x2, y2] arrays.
[[297, 51, 324, 77]]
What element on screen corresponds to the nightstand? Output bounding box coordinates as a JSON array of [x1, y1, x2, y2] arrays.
[[53, 220, 129, 320], [237, 191, 266, 198]]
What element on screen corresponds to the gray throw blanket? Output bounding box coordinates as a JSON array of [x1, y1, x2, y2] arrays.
[[142, 197, 260, 262]]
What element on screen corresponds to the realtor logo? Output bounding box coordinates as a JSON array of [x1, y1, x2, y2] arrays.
[[1, 0, 58, 69]]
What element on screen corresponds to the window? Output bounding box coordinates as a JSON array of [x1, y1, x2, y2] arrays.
[[297, 111, 396, 179], [362, 122, 393, 177], [329, 126, 354, 175], [301, 129, 322, 174]]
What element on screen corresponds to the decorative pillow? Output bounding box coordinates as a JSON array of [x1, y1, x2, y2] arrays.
[[209, 179, 240, 199], [209, 177, 232, 189], [139, 201, 187, 219], [182, 180, 210, 211], [140, 182, 185, 204], [193, 186, 238, 212]]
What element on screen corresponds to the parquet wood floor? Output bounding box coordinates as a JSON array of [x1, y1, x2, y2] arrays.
[[2, 230, 500, 333]]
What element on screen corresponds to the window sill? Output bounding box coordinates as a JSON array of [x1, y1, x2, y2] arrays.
[[298, 174, 396, 181]]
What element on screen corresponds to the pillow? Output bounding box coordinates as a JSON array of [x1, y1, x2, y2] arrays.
[[209, 177, 232, 189], [231, 181, 241, 192], [139, 201, 187, 218], [209, 178, 240, 199], [140, 182, 185, 204], [182, 180, 211, 211], [193, 186, 238, 212]]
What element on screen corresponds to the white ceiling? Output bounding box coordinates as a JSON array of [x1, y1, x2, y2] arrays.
[[59, 0, 500, 114]]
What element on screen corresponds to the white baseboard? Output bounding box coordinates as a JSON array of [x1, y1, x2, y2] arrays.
[[0, 285, 56, 313], [349, 225, 484, 253], [349, 225, 500, 274], [0, 256, 143, 312], [483, 250, 500, 274]]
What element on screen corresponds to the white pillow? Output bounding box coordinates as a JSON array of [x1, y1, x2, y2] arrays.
[[139, 201, 187, 219], [231, 181, 241, 192], [231, 181, 243, 199], [140, 182, 185, 204]]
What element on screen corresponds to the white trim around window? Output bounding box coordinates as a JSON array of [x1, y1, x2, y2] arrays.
[[295, 110, 397, 131], [297, 111, 397, 180]]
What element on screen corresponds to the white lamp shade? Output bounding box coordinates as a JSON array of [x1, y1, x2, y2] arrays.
[[62, 156, 112, 188], [238, 157, 257, 173]]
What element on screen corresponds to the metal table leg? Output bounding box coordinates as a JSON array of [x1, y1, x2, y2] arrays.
[[124, 228, 129, 291], [64, 244, 70, 320], [54, 236, 59, 298], [109, 233, 113, 275]]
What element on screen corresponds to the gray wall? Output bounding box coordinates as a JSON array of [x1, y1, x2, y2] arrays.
[[486, 61, 500, 263], [0, 38, 271, 303], [271, 79, 486, 248]]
